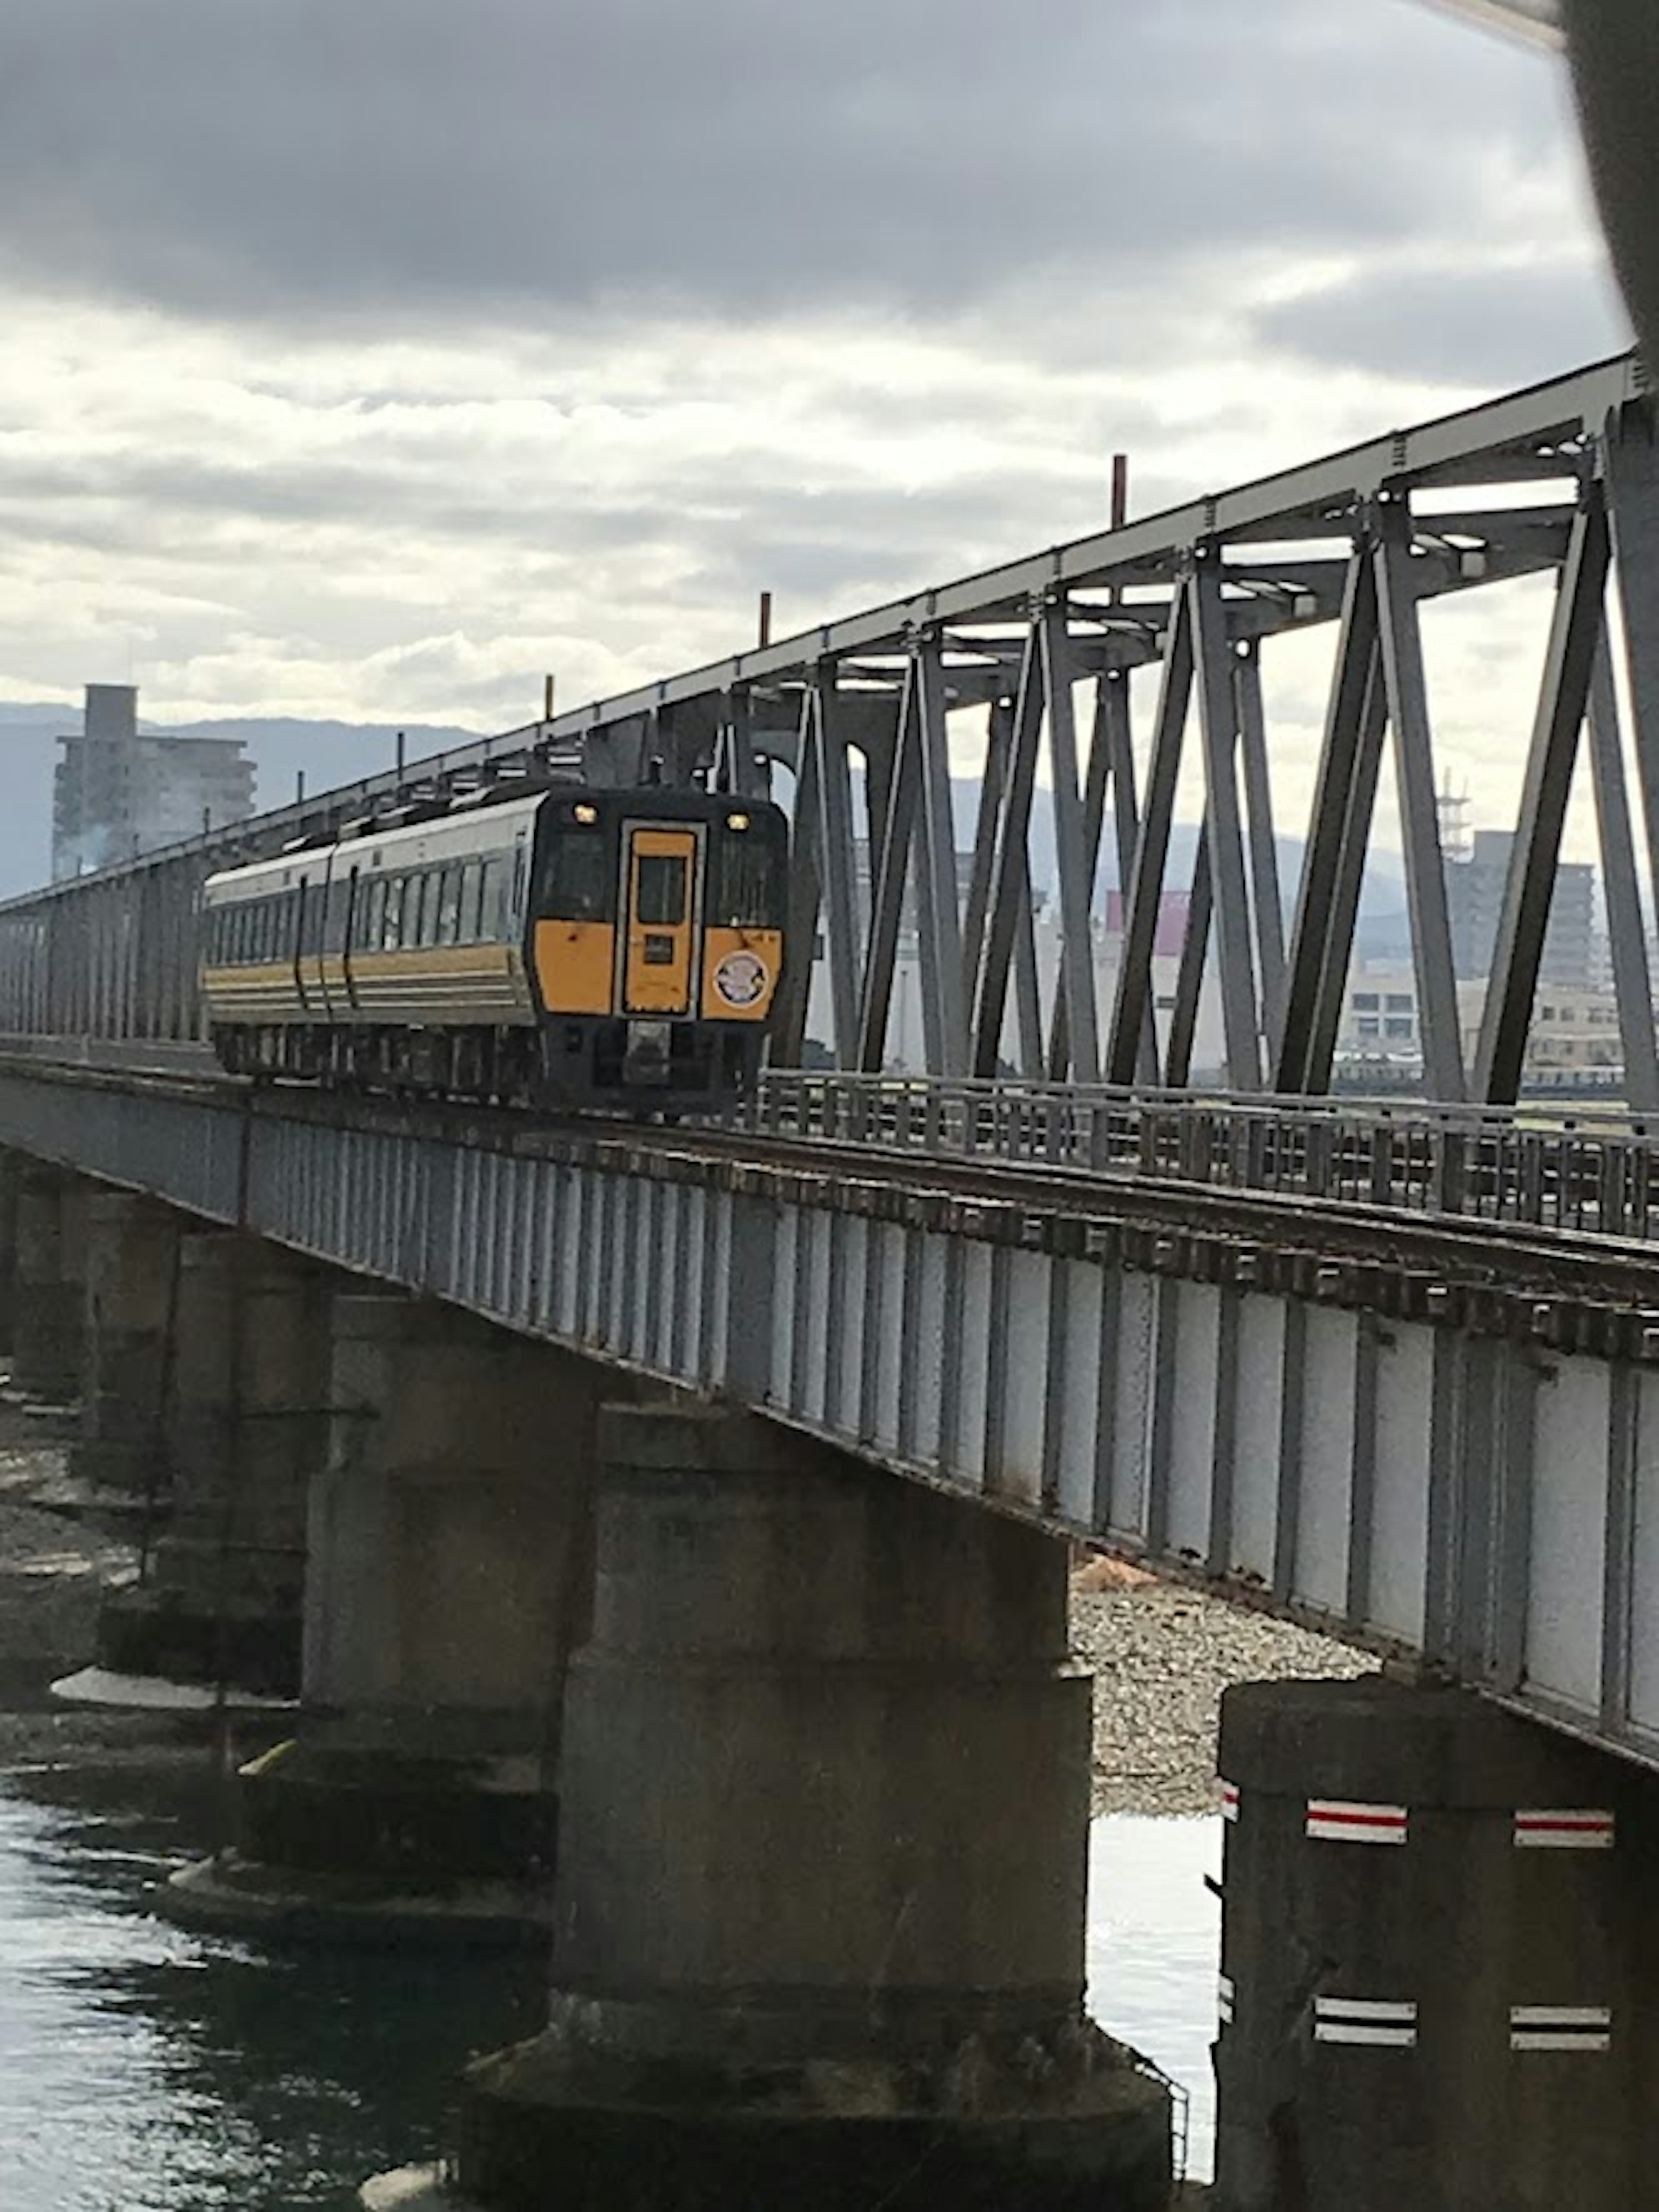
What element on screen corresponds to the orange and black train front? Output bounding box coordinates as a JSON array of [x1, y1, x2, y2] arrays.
[[530, 788, 786, 1108]]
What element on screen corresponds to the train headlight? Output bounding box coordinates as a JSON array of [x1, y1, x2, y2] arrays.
[[726, 812, 750, 831], [573, 803, 599, 825]]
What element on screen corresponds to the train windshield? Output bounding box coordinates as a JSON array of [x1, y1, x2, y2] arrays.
[[541, 826, 612, 921], [709, 824, 779, 927]]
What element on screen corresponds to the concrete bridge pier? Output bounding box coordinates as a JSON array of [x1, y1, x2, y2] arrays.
[[95, 1227, 333, 1696], [71, 1187, 181, 1501], [1214, 1677, 1659, 2211], [10, 1161, 88, 1404], [369, 1405, 1171, 2212], [169, 1293, 609, 1942]]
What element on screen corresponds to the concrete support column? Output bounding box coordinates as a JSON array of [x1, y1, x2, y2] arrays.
[[1215, 1677, 1659, 2212], [72, 1188, 182, 1497], [169, 1294, 609, 1942], [95, 1229, 334, 1696], [10, 1163, 89, 1403], [425, 1405, 1170, 2212]]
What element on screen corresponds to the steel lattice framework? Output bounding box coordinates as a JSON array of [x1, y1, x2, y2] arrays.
[[1, 355, 1658, 1109]]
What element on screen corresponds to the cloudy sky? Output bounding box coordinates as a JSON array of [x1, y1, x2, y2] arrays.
[[0, 0, 1627, 845]]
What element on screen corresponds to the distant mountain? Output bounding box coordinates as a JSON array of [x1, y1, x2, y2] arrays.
[[0, 699, 1417, 940]]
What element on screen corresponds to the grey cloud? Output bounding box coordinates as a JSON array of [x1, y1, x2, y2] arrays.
[[1251, 257, 1630, 382], [0, 434, 1096, 625], [0, 0, 1567, 327]]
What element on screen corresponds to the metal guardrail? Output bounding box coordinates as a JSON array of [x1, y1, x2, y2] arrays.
[[747, 1074, 1659, 1244]]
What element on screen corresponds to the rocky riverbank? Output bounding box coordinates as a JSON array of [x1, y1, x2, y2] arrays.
[[1071, 1558, 1377, 1816]]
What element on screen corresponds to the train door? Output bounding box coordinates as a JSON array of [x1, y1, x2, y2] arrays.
[[620, 823, 700, 1015], [295, 871, 323, 1014]]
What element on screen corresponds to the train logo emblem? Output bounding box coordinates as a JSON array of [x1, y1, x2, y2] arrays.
[[714, 950, 769, 1008]]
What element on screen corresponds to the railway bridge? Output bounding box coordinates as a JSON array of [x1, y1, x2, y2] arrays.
[[6, 354, 1659, 2209]]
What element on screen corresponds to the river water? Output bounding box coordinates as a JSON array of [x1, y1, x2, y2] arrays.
[[0, 1757, 1222, 2209]]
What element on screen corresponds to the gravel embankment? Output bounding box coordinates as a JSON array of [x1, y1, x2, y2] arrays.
[[1071, 1568, 1377, 1816]]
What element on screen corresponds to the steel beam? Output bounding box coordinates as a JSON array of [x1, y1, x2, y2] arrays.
[[813, 678, 864, 1068], [1165, 826, 1213, 1088], [855, 671, 922, 1074], [1190, 560, 1262, 1089], [1375, 496, 1465, 1103], [1106, 583, 1195, 1087], [772, 693, 823, 1066], [1605, 401, 1659, 931], [1586, 634, 1659, 1111], [1235, 642, 1287, 1062], [909, 637, 969, 1077], [1039, 602, 1100, 1086], [1474, 484, 1612, 1104], [971, 623, 1045, 1078], [1276, 555, 1383, 1093]]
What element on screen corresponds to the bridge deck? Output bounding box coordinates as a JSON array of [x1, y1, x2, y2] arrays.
[[3, 1051, 1656, 1772]]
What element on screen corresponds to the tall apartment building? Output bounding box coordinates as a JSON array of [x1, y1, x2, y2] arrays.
[[1443, 827, 1596, 987], [52, 684, 255, 880]]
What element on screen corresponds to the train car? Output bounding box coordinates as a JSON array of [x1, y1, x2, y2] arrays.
[[200, 786, 788, 1112]]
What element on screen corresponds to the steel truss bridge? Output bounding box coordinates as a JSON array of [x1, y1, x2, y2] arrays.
[[8, 355, 1659, 1772], [7, 353, 1659, 1114]]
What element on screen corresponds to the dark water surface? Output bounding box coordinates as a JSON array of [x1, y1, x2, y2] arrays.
[[0, 1759, 1220, 2209]]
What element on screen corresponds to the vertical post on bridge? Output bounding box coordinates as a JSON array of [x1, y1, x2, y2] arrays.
[[1040, 597, 1101, 1086], [1106, 575, 1195, 1087], [1191, 555, 1263, 1090], [1586, 632, 1659, 1110], [972, 613, 1047, 1081], [1374, 493, 1465, 1103], [1474, 480, 1611, 1105], [1236, 639, 1287, 1070]]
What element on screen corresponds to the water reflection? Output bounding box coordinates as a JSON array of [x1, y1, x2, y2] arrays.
[[0, 1765, 543, 2211], [0, 1761, 1220, 2207], [1087, 1815, 1223, 2183]]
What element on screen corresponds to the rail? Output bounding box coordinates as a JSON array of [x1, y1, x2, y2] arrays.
[[746, 1074, 1659, 1244]]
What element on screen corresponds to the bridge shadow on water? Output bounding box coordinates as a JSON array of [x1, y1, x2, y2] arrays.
[[0, 1755, 1221, 2207]]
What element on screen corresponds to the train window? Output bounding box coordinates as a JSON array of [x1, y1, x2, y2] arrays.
[[635, 853, 688, 926], [709, 831, 777, 927], [437, 866, 462, 947], [542, 830, 611, 922], [480, 857, 510, 938], [325, 874, 353, 956], [417, 870, 439, 947], [299, 881, 324, 959], [459, 860, 483, 943], [365, 879, 387, 951], [383, 877, 405, 951]]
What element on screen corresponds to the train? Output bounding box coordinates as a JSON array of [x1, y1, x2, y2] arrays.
[[200, 785, 789, 1112]]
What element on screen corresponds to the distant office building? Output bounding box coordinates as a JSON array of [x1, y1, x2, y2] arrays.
[[1335, 961, 1623, 1092], [1444, 828, 1597, 988], [52, 684, 255, 880]]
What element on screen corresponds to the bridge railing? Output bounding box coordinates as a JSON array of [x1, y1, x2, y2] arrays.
[[747, 1073, 1659, 1242]]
